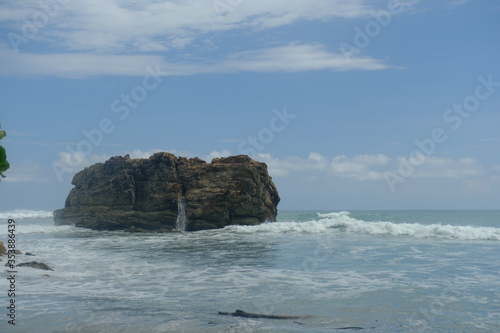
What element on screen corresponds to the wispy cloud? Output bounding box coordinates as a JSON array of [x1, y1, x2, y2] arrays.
[[0, 42, 392, 78], [448, 0, 471, 9], [0, 0, 376, 53], [256, 152, 484, 182], [0, 0, 409, 78], [0, 46, 166, 78]]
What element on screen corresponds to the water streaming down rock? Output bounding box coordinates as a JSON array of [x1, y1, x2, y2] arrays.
[[175, 196, 188, 231]]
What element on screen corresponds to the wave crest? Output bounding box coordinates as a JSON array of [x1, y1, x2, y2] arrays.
[[226, 211, 500, 241], [0, 209, 54, 220], [316, 211, 350, 218], [331, 218, 500, 241]]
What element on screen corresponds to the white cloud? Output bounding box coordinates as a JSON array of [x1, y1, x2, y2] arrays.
[[206, 43, 392, 73], [0, 46, 167, 78], [205, 150, 232, 161], [0, 3, 38, 22], [127, 149, 167, 159], [0, 0, 414, 77], [331, 155, 389, 180], [0, 0, 378, 52], [256, 152, 329, 177], [0, 42, 391, 78], [255, 152, 390, 180], [50, 150, 489, 185], [256, 152, 486, 182], [52, 151, 109, 178]]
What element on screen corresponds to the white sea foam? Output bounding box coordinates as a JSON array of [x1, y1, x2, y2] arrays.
[[330, 217, 500, 241], [0, 209, 54, 219], [0, 224, 82, 236], [226, 212, 500, 241], [316, 211, 351, 218], [224, 218, 348, 234]]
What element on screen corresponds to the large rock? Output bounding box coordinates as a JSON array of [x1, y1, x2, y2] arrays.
[[54, 153, 280, 231]]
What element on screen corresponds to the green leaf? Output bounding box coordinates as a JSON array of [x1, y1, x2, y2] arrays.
[[0, 125, 9, 180], [0, 145, 9, 176]]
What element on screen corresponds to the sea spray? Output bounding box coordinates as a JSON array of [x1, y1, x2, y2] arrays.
[[175, 196, 188, 231]]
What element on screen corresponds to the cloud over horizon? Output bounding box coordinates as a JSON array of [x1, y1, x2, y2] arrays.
[[50, 149, 490, 187]]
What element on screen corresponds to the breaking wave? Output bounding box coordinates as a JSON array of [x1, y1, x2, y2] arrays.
[[0, 209, 54, 220], [225, 211, 500, 241], [316, 211, 351, 218]]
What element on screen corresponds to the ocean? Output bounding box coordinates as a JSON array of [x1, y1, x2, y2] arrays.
[[1, 210, 499, 333]]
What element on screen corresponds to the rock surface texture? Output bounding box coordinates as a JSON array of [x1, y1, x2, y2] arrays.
[[54, 153, 280, 231]]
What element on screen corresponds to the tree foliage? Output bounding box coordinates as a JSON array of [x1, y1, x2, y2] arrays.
[[0, 124, 9, 179]]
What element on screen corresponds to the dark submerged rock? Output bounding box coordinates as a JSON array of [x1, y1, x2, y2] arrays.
[[218, 309, 310, 320], [54, 153, 280, 232], [17, 261, 54, 271]]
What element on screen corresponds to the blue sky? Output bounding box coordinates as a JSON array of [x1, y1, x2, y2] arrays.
[[1, 0, 499, 211]]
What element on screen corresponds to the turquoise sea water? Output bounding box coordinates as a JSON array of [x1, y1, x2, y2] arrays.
[[1, 210, 499, 332]]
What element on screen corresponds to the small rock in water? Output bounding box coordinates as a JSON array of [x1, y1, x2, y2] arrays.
[[17, 261, 54, 271], [25, 252, 36, 256]]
